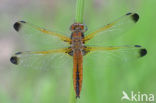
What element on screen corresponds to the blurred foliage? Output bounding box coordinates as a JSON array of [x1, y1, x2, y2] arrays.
[[0, 0, 156, 103]]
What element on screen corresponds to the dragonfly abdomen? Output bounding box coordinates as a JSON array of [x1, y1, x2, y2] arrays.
[[73, 50, 83, 98]]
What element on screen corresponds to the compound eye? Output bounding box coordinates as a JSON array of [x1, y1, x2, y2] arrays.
[[70, 23, 88, 32], [80, 25, 84, 30], [70, 25, 75, 31]]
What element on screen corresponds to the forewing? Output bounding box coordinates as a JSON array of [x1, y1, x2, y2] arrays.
[[84, 13, 139, 46], [13, 21, 70, 50]]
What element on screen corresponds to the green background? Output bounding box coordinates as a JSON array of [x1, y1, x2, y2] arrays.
[[0, 0, 155, 103]]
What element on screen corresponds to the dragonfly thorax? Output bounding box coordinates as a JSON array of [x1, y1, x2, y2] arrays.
[[69, 30, 87, 56]]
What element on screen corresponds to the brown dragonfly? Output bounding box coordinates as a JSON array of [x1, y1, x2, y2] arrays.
[[10, 12, 147, 98]]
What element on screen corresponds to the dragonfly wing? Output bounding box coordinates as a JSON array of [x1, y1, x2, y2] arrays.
[[84, 13, 139, 46], [13, 21, 71, 50], [10, 48, 72, 70], [85, 45, 147, 61]]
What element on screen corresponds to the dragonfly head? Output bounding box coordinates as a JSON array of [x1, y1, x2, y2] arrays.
[[70, 23, 87, 32]]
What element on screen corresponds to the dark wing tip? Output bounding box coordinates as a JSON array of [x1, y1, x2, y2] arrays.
[[10, 56, 19, 65], [139, 48, 147, 57], [13, 21, 26, 32], [132, 13, 139, 23], [13, 22, 21, 31]]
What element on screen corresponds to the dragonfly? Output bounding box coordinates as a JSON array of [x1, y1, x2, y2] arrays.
[[10, 12, 147, 98]]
